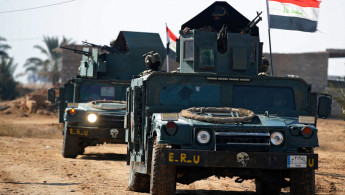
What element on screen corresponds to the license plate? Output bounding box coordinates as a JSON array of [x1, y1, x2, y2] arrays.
[[287, 155, 307, 168], [68, 128, 88, 136], [167, 152, 201, 165]]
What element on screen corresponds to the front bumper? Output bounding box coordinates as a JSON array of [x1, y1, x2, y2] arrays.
[[163, 149, 318, 169], [66, 126, 126, 141]]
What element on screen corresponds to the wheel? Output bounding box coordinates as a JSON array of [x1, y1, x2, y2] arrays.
[[62, 125, 80, 158], [255, 173, 282, 195], [290, 169, 315, 195], [255, 178, 281, 195], [150, 137, 176, 195], [78, 147, 85, 155], [128, 159, 150, 192]]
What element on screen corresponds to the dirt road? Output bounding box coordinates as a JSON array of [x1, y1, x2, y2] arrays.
[[0, 114, 344, 194]]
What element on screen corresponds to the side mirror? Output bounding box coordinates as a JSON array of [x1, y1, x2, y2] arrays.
[[318, 95, 332, 118], [47, 88, 56, 103]]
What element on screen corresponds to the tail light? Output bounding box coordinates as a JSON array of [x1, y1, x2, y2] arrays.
[[301, 126, 313, 138]]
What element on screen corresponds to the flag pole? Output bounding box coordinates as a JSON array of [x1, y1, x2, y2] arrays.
[[266, 0, 274, 76], [165, 23, 170, 72], [268, 28, 274, 76]]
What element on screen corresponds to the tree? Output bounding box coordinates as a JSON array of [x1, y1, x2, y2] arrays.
[[24, 36, 74, 84], [0, 56, 18, 100], [0, 36, 11, 57], [326, 78, 345, 120]]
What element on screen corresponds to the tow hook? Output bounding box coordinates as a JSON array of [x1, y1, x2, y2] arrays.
[[235, 177, 245, 183]]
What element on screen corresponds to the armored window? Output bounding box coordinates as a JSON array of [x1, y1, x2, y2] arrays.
[[232, 47, 248, 70], [232, 85, 296, 113], [159, 84, 221, 107], [79, 84, 127, 102], [183, 40, 194, 61], [199, 48, 215, 70]]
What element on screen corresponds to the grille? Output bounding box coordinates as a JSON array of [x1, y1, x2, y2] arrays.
[[98, 113, 124, 128], [215, 131, 270, 152]]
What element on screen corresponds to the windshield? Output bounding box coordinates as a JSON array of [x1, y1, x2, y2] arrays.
[[158, 84, 296, 113], [148, 74, 305, 114], [233, 85, 296, 112], [159, 84, 221, 107], [79, 84, 127, 102]]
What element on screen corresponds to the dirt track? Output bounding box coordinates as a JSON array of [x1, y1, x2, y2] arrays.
[[0, 113, 344, 194]]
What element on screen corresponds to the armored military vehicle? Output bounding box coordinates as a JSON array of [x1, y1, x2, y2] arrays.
[[48, 31, 165, 158], [125, 2, 332, 195]]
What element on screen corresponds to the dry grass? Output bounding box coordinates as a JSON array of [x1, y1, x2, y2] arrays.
[[316, 118, 345, 152], [0, 118, 62, 139]]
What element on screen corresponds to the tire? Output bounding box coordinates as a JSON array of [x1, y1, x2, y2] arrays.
[[62, 125, 80, 158], [255, 177, 281, 195], [128, 159, 150, 192], [78, 147, 85, 155], [150, 137, 176, 195], [290, 169, 315, 195]]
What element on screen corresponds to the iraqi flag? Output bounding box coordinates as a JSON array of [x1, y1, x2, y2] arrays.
[[267, 0, 321, 32], [166, 26, 178, 53]]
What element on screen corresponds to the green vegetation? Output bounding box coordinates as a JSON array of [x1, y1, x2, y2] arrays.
[[0, 37, 11, 57], [24, 36, 74, 84], [0, 37, 18, 100], [326, 80, 345, 120]]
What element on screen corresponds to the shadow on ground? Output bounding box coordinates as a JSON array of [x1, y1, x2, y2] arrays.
[[176, 190, 289, 194], [79, 153, 126, 161]]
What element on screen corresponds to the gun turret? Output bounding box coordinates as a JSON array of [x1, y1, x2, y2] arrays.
[[60, 45, 92, 56], [241, 11, 262, 34], [82, 41, 123, 54]]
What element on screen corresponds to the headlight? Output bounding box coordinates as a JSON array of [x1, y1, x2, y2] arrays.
[[270, 132, 284, 145], [290, 126, 300, 136], [197, 130, 211, 144], [87, 113, 97, 123]]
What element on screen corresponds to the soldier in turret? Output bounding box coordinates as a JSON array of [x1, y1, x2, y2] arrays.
[[183, 6, 228, 34], [139, 51, 162, 76]]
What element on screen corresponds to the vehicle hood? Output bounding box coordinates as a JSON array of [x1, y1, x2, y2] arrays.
[[154, 113, 301, 128], [75, 102, 126, 115]]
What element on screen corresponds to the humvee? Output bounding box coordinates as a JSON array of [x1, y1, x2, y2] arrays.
[[48, 31, 165, 158], [125, 2, 332, 195]]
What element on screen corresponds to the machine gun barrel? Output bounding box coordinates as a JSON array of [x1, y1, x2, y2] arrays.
[[60, 45, 92, 56], [82, 41, 102, 48], [82, 41, 122, 54], [241, 11, 262, 34]]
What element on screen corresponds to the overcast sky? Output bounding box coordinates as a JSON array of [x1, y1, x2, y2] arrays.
[[1, 0, 345, 83]]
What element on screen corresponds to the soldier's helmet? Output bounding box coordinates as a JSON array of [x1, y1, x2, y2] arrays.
[[212, 6, 227, 17], [142, 51, 161, 70]]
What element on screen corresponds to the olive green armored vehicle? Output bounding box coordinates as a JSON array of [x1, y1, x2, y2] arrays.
[[48, 31, 165, 158], [125, 2, 332, 195]]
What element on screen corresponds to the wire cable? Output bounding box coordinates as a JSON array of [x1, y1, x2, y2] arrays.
[[0, 0, 76, 14]]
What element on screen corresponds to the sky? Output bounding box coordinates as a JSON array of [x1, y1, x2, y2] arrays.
[[1, 0, 345, 83]]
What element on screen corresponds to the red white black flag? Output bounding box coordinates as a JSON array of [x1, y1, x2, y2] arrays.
[[267, 0, 321, 32], [166, 25, 178, 53]]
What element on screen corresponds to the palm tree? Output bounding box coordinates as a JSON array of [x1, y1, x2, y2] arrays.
[[0, 36, 11, 57], [0, 56, 18, 100], [24, 36, 74, 84]]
